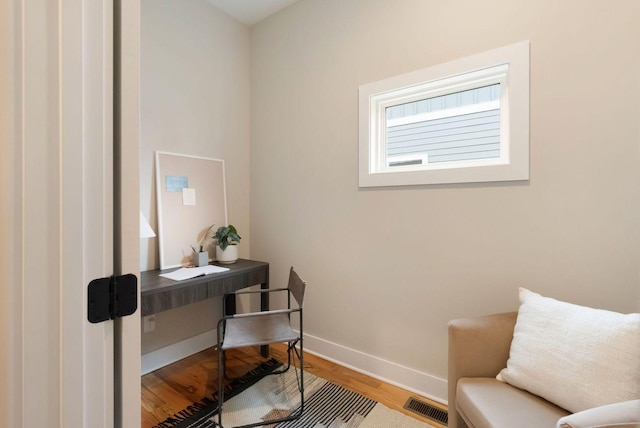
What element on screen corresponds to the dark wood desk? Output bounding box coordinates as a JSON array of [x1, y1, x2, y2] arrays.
[[140, 259, 269, 317]]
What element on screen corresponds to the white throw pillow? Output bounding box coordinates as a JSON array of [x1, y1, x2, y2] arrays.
[[497, 288, 640, 413]]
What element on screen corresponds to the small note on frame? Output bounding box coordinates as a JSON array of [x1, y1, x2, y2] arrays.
[[182, 188, 196, 206]]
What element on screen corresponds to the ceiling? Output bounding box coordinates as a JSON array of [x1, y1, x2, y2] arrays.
[[206, 0, 299, 26]]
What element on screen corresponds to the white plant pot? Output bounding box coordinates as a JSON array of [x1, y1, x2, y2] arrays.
[[216, 245, 238, 264]]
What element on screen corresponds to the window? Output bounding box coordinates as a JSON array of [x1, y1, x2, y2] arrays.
[[359, 41, 529, 187]]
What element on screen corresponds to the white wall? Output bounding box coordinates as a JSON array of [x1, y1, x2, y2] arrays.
[[140, 0, 250, 353], [250, 0, 640, 402]]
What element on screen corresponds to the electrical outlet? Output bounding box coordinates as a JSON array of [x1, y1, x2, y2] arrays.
[[143, 315, 156, 333]]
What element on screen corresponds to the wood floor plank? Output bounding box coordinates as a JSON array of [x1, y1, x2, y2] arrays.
[[141, 344, 447, 427]]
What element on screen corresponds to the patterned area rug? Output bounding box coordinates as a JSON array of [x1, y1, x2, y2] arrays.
[[154, 360, 432, 428]]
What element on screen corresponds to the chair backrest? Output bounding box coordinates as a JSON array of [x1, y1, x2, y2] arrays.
[[288, 267, 306, 307]]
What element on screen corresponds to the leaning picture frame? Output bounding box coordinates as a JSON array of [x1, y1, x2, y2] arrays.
[[155, 151, 228, 269]]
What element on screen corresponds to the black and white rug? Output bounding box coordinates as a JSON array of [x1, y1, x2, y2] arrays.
[[153, 360, 432, 428]]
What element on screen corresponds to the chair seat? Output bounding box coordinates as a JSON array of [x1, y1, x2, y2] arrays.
[[456, 378, 569, 428], [221, 312, 299, 350]]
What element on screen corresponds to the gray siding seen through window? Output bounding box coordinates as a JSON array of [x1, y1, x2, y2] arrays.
[[386, 84, 501, 166]]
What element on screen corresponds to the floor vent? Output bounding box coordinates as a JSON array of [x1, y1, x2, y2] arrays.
[[403, 396, 448, 426]]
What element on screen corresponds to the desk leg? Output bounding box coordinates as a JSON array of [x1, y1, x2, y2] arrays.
[[260, 268, 269, 357], [224, 294, 236, 316]]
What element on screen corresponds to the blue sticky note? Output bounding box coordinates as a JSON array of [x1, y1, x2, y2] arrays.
[[166, 175, 188, 192]]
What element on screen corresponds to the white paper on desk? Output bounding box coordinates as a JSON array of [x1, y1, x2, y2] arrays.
[[159, 265, 229, 281]]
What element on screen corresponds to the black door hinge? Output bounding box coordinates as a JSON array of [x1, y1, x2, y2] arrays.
[[88, 273, 138, 323]]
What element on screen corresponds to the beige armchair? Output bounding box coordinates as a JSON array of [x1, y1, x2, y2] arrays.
[[448, 312, 640, 428]]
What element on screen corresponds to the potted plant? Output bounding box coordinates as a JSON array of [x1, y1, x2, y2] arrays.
[[191, 224, 214, 267], [214, 225, 241, 264]]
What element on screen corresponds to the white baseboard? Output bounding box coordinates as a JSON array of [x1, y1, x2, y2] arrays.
[[303, 333, 448, 405], [141, 330, 217, 375], [140, 330, 448, 405]]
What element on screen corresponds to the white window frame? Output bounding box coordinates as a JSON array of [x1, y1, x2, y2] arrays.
[[358, 41, 529, 187]]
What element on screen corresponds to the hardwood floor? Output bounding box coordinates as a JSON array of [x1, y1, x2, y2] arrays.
[[141, 344, 448, 427]]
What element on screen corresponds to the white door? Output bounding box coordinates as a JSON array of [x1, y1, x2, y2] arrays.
[[0, 1, 141, 427]]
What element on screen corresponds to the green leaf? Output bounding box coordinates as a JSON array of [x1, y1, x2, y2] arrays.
[[214, 224, 241, 251]]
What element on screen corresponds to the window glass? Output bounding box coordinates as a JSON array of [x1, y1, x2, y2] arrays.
[[386, 84, 501, 167]]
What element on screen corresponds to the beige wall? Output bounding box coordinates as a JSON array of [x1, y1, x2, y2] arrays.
[[140, 0, 250, 352], [250, 0, 640, 399], [140, 0, 251, 271]]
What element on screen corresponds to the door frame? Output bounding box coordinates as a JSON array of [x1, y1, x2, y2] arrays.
[[115, 1, 142, 427]]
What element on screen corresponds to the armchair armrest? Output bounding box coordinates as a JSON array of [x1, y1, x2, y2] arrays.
[[448, 311, 517, 428], [556, 399, 640, 428]]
